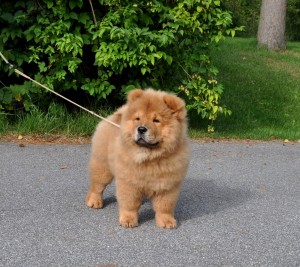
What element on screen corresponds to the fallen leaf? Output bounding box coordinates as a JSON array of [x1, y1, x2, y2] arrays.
[[256, 185, 267, 193]]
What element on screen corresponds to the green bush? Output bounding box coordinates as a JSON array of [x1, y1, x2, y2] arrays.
[[0, 0, 241, 128]]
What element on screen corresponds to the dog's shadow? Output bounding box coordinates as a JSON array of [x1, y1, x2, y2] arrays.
[[176, 179, 253, 222], [138, 178, 253, 224], [103, 195, 118, 207]]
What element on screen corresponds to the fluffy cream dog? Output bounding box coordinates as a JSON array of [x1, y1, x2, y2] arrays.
[[86, 89, 189, 228]]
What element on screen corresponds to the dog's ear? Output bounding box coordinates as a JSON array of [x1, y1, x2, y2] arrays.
[[127, 89, 144, 103], [163, 94, 187, 120]]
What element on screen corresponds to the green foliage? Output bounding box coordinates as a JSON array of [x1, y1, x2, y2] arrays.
[[0, 80, 41, 111], [0, 0, 241, 128], [286, 0, 300, 41], [221, 0, 260, 37], [179, 72, 232, 132]]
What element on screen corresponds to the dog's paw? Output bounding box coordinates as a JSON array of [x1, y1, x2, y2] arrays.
[[86, 193, 103, 209], [156, 214, 177, 229], [119, 213, 138, 228]]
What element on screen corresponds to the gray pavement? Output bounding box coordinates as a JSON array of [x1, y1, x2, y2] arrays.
[[0, 141, 299, 267]]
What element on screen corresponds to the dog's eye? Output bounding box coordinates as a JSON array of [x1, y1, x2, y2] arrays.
[[135, 117, 140, 121], [153, 118, 160, 123]]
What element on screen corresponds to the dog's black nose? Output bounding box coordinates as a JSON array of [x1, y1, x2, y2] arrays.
[[137, 126, 147, 134]]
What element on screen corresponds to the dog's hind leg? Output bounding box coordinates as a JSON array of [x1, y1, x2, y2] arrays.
[[86, 156, 113, 209]]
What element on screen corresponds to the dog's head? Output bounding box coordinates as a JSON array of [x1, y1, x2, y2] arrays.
[[120, 89, 187, 160]]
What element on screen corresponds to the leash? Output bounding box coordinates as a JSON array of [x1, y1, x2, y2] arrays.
[[0, 51, 120, 128]]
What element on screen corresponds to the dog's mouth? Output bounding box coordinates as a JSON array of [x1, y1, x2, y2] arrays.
[[135, 138, 159, 148]]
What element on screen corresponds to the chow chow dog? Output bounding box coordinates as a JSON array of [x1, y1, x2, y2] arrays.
[[86, 89, 189, 228]]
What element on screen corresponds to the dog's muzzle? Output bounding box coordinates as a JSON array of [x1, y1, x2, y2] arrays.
[[135, 126, 159, 148]]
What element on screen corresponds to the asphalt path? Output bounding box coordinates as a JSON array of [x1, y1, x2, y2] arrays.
[[0, 141, 299, 267]]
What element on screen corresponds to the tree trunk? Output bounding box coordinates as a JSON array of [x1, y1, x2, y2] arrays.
[[257, 0, 287, 50]]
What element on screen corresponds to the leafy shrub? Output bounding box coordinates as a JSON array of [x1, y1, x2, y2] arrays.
[[0, 0, 241, 129]]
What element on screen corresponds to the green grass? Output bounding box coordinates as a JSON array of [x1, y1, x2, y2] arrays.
[[0, 103, 108, 137], [1, 37, 300, 141], [190, 37, 300, 140]]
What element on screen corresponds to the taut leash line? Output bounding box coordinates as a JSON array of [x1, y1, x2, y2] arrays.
[[0, 51, 120, 128]]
